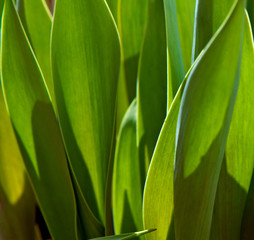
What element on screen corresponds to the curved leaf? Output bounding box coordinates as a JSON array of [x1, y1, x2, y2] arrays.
[[174, 0, 245, 239], [90, 229, 156, 240], [137, 0, 167, 183], [51, 0, 120, 228], [113, 100, 143, 234], [119, 0, 148, 102], [164, 0, 185, 99], [1, 1, 77, 239], [143, 81, 185, 240], [18, 0, 55, 108], [192, 0, 235, 61]]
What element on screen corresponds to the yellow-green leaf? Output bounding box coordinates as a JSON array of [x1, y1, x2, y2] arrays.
[[1, 1, 77, 239]]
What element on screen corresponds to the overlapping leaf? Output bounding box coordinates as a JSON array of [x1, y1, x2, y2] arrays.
[[18, 0, 55, 108], [209, 11, 254, 240], [174, 0, 245, 239], [90, 229, 155, 240], [143, 81, 185, 240], [113, 100, 143, 234], [51, 0, 120, 230], [192, 0, 235, 61], [1, 1, 77, 239], [137, 0, 167, 181], [118, 0, 148, 102]]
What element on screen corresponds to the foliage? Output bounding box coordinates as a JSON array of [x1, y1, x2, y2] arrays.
[[0, 0, 253, 239]]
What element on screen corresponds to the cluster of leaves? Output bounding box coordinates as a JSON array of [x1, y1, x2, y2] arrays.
[[0, 0, 253, 239]]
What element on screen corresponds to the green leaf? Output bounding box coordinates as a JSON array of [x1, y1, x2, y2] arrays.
[[1, 1, 77, 239], [119, 0, 148, 102], [247, 0, 254, 29], [106, 0, 118, 23], [210, 11, 254, 240], [174, 0, 245, 239], [90, 229, 156, 240], [0, 86, 36, 240], [137, 0, 167, 182], [51, 0, 120, 229], [18, 0, 55, 109], [175, 0, 196, 71], [113, 100, 143, 234], [192, 0, 235, 61], [164, 0, 185, 100], [143, 81, 185, 240]]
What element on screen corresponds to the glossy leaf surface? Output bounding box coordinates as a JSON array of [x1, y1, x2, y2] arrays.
[[1, 1, 77, 239], [174, 0, 245, 239], [52, 0, 120, 226]]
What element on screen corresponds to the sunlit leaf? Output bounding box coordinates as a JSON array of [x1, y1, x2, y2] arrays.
[[113, 100, 143, 234], [51, 0, 120, 232], [1, 1, 77, 239], [90, 229, 156, 240], [174, 0, 245, 239], [137, 0, 167, 181], [18, 0, 55, 109]]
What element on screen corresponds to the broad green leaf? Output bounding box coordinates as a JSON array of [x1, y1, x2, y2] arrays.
[[174, 0, 245, 239], [119, 0, 148, 102], [51, 0, 120, 228], [175, 0, 196, 71], [18, 0, 55, 109], [113, 100, 143, 234], [143, 81, 185, 240], [90, 229, 156, 240], [143, 57, 200, 240], [0, 88, 36, 240], [192, 0, 235, 61], [137, 0, 167, 174], [164, 0, 185, 99], [1, 1, 77, 239], [209, 12, 254, 240]]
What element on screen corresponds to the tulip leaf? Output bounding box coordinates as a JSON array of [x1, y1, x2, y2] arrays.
[[143, 81, 185, 240], [209, 11, 254, 240], [119, 0, 148, 102], [0, 84, 36, 240], [192, 0, 235, 61], [113, 100, 143, 234], [1, 1, 77, 239], [51, 0, 120, 229], [90, 229, 156, 240], [137, 0, 167, 181], [175, 0, 196, 70], [18, 0, 55, 109], [164, 0, 185, 99], [174, 0, 245, 239]]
